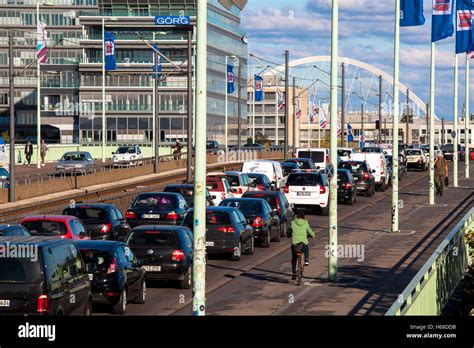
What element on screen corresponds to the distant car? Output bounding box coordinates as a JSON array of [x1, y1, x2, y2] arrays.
[[420, 144, 442, 159], [362, 147, 384, 154], [63, 204, 131, 241], [206, 141, 221, 154], [182, 207, 255, 261], [242, 191, 293, 236], [55, 151, 95, 175], [247, 173, 273, 191], [163, 184, 215, 207], [126, 192, 189, 228], [77, 240, 146, 314], [126, 225, 194, 289], [242, 143, 264, 151], [405, 149, 428, 171], [0, 237, 92, 315], [338, 160, 376, 197], [283, 171, 330, 215], [337, 169, 357, 205], [0, 167, 10, 189], [20, 215, 90, 241], [241, 160, 284, 189], [220, 198, 280, 247], [441, 144, 465, 161], [0, 224, 30, 237], [351, 152, 389, 191], [207, 171, 251, 198], [206, 177, 235, 205], [112, 145, 143, 167], [283, 158, 317, 170], [282, 161, 300, 177]]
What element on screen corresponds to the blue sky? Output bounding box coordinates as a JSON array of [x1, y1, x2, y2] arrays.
[[241, 0, 474, 121]]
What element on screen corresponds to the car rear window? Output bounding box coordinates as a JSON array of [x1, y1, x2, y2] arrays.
[[286, 174, 322, 186], [340, 162, 365, 173], [206, 180, 224, 192], [0, 257, 41, 283], [406, 150, 422, 156], [223, 175, 240, 187], [298, 151, 324, 163], [63, 207, 109, 223], [22, 221, 67, 236], [244, 194, 277, 208], [221, 201, 263, 214], [129, 231, 179, 248], [206, 211, 231, 225], [337, 150, 352, 157], [80, 250, 113, 272], [133, 194, 177, 209], [441, 144, 453, 151], [337, 171, 349, 182]]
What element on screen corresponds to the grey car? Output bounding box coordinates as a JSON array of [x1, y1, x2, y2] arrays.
[[55, 151, 95, 175]]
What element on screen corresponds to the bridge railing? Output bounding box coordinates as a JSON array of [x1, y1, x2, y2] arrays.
[[385, 208, 474, 316]]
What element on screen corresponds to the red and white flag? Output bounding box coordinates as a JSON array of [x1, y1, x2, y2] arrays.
[[36, 21, 48, 64], [277, 88, 285, 110], [295, 97, 302, 119]]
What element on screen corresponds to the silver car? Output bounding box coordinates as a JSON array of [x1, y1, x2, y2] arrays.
[[55, 151, 95, 175]]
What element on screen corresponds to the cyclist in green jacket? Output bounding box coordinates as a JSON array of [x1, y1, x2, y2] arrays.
[[289, 211, 315, 280]]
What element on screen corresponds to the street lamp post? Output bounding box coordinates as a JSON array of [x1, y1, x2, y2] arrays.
[[8, 32, 15, 202]]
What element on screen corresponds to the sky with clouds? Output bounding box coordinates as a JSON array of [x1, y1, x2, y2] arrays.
[[241, 0, 474, 121]]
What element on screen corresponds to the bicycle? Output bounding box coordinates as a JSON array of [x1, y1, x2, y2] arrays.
[[294, 242, 305, 286]]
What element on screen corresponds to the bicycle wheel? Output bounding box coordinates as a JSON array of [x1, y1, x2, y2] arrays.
[[297, 255, 303, 286]]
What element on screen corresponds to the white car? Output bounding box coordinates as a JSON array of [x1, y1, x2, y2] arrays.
[[207, 171, 251, 198], [112, 145, 143, 166], [205, 177, 234, 205], [284, 170, 330, 216], [296, 148, 329, 170], [352, 152, 390, 191], [405, 149, 428, 171], [241, 160, 284, 189]]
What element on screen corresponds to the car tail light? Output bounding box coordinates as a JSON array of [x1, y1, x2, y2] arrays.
[[320, 186, 326, 195], [344, 182, 352, 190], [284, 185, 289, 193], [235, 188, 243, 194], [100, 223, 112, 234], [166, 212, 179, 221], [172, 250, 186, 262], [37, 295, 48, 313], [125, 211, 136, 219], [273, 174, 277, 182], [252, 216, 264, 228], [218, 226, 235, 233], [276, 200, 282, 213], [326, 155, 329, 165], [363, 172, 370, 180], [107, 258, 118, 274], [257, 184, 264, 191]]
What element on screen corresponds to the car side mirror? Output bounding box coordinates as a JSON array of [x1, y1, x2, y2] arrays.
[[211, 195, 217, 200]]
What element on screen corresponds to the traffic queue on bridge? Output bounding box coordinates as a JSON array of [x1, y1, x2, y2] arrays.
[[0, 143, 450, 316]]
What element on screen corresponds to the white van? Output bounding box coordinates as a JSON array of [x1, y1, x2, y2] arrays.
[[241, 160, 284, 189], [296, 148, 329, 170], [351, 152, 389, 191]]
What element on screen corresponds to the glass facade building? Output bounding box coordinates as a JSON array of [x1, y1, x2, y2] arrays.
[[0, 0, 248, 145]]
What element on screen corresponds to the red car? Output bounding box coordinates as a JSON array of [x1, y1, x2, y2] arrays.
[[20, 215, 90, 241]]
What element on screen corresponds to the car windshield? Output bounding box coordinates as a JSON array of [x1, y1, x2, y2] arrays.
[[442, 144, 454, 151], [221, 201, 263, 214], [116, 147, 135, 154], [129, 231, 179, 248], [362, 148, 381, 153], [0, 257, 41, 283], [63, 207, 109, 223], [133, 194, 178, 209], [61, 153, 86, 161], [80, 250, 113, 272], [22, 221, 67, 236], [286, 174, 322, 186], [406, 150, 422, 156]]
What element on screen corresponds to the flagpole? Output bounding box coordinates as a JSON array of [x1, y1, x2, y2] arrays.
[[275, 84, 279, 145], [465, 54, 470, 179], [391, 0, 400, 232], [429, 42, 436, 205], [453, 54, 459, 187], [101, 17, 106, 163], [152, 32, 156, 159], [252, 73, 256, 142], [318, 100, 321, 148], [225, 55, 228, 150], [36, 2, 41, 168]]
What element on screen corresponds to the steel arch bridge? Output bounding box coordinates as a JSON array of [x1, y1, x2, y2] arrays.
[[258, 55, 436, 121]]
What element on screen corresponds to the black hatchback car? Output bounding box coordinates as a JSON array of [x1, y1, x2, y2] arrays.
[[338, 160, 376, 197], [283, 158, 317, 170], [182, 207, 254, 261], [337, 169, 357, 205], [126, 226, 194, 289], [163, 184, 215, 207], [247, 173, 273, 191], [77, 240, 146, 315], [220, 198, 280, 247], [0, 237, 92, 316], [242, 191, 293, 237], [0, 224, 30, 237], [63, 204, 131, 241], [126, 192, 190, 228]]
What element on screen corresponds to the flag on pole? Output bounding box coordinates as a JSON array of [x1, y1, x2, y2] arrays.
[[400, 0, 426, 27], [36, 21, 48, 64], [152, 45, 162, 80], [104, 31, 117, 71], [432, 0, 455, 42], [227, 64, 235, 94], [295, 97, 302, 119], [309, 97, 318, 124], [456, 0, 474, 54], [277, 88, 285, 110], [254, 75, 264, 102], [320, 102, 329, 128], [347, 124, 354, 143]]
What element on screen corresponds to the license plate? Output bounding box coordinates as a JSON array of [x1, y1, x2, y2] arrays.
[[297, 192, 311, 196], [206, 241, 215, 247], [143, 214, 160, 219], [142, 265, 161, 272], [88, 274, 94, 281], [0, 300, 10, 307]]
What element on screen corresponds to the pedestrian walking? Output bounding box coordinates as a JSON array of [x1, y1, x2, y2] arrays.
[[434, 153, 448, 197], [40, 140, 48, 166], [24, 140, 33, 166]]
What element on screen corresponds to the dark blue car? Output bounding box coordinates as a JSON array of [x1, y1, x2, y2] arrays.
[[0, 224, 30, 237]]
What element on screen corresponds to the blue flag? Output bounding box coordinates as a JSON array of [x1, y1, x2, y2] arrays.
[[432, 0, 455, 42], [400, 0, 426, 27], [456, 0, 474, 54], [254, 75, 264, 102], [347, 124, 354, 143], [152, 45, 162, 80], [227, 64, 235, 94], [104, 31, 117, 71]]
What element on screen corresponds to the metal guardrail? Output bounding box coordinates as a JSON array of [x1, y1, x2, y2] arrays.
[[385, 208, 474, 316]]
